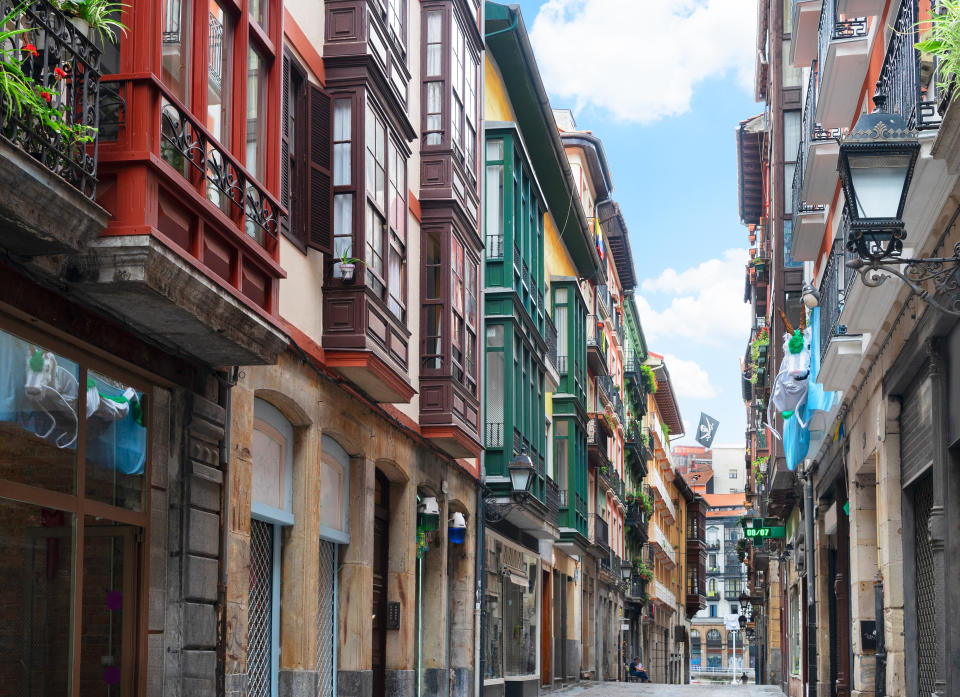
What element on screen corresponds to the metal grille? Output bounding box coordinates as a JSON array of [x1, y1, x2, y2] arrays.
[[316, 541, 337, 697], [248, 520, 274, 697], [913, 476, 936, 697], [900, 377, 933, 485]]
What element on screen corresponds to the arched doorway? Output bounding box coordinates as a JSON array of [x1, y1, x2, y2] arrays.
[[373, 470, 390, 697]]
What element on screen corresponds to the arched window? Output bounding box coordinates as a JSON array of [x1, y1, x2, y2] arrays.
[[691, 630, 701, 661], [319, 435, 351, 543], [706, 629, 722, 644], [708, 578, 717, 594], [249, 399, 295, 697]]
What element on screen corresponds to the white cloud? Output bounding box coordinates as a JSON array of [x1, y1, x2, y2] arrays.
[[635, 248, 751, 345], [661, 353, 718, 399], [528, 0, 757, 123]]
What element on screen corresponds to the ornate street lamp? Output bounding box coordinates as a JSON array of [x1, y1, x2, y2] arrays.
[[507, 448, 535, 496], [839, 93, 960, 316], [484, 448, 536, 522], [620, 560, 633, 582]]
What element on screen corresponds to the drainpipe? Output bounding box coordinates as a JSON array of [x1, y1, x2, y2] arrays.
[[216, 366, 239, 695], [804, 459, 817, 697], [475, 483, 485, 697]]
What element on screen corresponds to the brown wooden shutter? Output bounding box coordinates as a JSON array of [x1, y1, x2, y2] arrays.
[[280, 56, 292, 243], [307, 84, 333, 254]]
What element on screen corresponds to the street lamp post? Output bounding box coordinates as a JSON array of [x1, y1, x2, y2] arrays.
[[483, 448, 536, 522], [837, 93, 960, 316]]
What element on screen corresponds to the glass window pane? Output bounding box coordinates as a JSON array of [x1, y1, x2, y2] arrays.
[[161, 0, 191, 104], [783, 110, 801, 164], [0, 498, 74, 694], [485, 165, 503, 258], [250, 0, 266, 30], [246, 46, 267, 181], [207, 4, 232, 145], [426, 12, 441, 75], [782, 41, 802, 88], [84, 370, 146, 511], [483, 541, 503, 679], [80, 519, 134, 695], [0, 327, 78, 493]]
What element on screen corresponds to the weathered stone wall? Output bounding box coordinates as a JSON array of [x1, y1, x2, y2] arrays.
[[224, 353, 477, 697]]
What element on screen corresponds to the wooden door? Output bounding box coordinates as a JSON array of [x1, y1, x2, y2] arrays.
[[372, 472, 389, 697]]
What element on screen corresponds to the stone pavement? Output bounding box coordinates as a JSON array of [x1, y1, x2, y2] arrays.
[[550, 681, 786, 697]]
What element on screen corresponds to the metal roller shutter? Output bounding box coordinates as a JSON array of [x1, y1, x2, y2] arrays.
[[900, 376, 933, 486]]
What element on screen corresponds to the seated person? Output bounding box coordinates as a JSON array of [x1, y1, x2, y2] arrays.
[[629, 659, 650, 683]]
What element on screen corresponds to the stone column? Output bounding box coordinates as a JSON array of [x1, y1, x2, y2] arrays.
[[386, 480, 416, 697], [876, 397, 904, 697], [339, 456, 376, 697], [448, 506, 476, 697], [420, 495, 448, 697], [848, 464, 878, 697], [278, 420, 322, 697], [926, 339, 948, 697]]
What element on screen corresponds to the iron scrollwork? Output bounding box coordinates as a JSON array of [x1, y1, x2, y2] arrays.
[[845, 242, 960, 317], [0, 0, 102, 198], [159, 98, 280, 245]]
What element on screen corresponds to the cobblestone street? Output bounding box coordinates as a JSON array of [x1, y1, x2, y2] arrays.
[[552, 682, 786, 697]]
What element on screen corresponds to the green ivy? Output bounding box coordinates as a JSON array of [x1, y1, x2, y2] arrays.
[[916, 0, 960, 103], [640, 364, 658, 393]]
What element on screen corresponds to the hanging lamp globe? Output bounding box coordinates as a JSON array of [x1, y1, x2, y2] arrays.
[[508, 448, 535, 496], [837, 95, 920, 261]]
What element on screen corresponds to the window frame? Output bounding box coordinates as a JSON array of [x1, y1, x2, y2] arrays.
[[0, 313, 153, 697]]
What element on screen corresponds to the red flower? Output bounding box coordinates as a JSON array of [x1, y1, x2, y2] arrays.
[[39, 91, 51, 103], [23, 43, 38, 57], [53, 67, 67, 80]]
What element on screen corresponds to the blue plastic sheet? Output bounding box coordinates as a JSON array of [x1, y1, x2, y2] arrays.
[[783, 307, 837, 470]]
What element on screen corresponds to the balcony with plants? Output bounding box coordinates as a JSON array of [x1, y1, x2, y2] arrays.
[[646, 461, 675, 525], [0, 0, 108, 258], [624, 418, 650, 481], [586, 313, 609, 375], [816, 0, 871, 128]]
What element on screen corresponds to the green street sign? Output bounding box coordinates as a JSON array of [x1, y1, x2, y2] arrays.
[[745, 526, 785, 538]]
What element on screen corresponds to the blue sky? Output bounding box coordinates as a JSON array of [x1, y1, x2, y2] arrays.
[[510, 0, 758, 447]]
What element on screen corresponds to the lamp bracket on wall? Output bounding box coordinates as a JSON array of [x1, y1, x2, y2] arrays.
[[845, 241, 960, 318]]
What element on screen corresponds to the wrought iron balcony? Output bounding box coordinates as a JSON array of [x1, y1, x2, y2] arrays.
[[594, 514, 610, 550], [817, 0, 868, 80], [596, 284, 611, 319], [597, 374, 625, 425], [0, 0, 102, 199], [544, 310, 558, 371], [544, 477, 561, 527], [875, 0, 941, 131], [586, 315, 608, 375], [818, 235, 858, 365]]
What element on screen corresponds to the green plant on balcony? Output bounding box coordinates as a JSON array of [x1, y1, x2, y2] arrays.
[[749, 328, 770, 385], [57, 0, 129, 42], [638, 490, 653, 516], [915, 0, 960, 102], [0, 6, 97, 144], [604, 410, 616, 432], [635, 561, 654, 582], [640, 364, 657, 393], [660, 421, 670, 441]]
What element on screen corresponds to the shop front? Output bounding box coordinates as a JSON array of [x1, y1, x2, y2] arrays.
[[483, 530, 540, 697]]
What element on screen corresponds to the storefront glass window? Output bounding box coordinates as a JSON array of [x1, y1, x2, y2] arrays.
[[503, 553, 538, 676], [484, 540, 503, 679]]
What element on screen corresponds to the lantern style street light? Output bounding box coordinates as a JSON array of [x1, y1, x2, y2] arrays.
[[484, 448, 536, 522], [839, 93, 960, 316], [620, 560, 633, 582]]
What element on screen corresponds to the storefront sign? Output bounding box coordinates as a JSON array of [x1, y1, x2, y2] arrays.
[[745, 526, 785, 538]]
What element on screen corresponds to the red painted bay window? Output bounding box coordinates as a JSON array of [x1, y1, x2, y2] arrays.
[[97, 0, 285, 315]]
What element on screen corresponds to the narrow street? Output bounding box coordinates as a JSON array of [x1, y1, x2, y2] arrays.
[[553, 683, 785, 697]]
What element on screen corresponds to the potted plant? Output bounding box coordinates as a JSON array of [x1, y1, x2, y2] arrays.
[[914, 1, 960, 115], [334, 250, 363, 281], [57, 0, 129, 43]]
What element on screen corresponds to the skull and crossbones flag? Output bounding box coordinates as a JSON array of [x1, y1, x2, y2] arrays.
[[695, 412, 719, 449]]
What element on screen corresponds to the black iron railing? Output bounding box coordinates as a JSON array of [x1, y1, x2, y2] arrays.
[[484, 422, 504, 448], [544, 477, 560, 526], [159, 96, 281, 246], [596, 284, 611, 317], [817, 0, 868, 90], [818, 232, 858, 363], [595, 514, 609, 549], [597, 374, 625, 424], [586, 315, 608, 367], [0, 0, 102, 198], [544, 310, 558, 369], [793, 60, 839, 219], [486, 233, 504, 259], [876, 0, 941, 131]]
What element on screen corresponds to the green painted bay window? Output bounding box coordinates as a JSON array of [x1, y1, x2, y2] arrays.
[[483, 321, 546, 499], [484, 128, 545, 330], [552, 282, 586, 405], [553, 416, 588, 537]]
